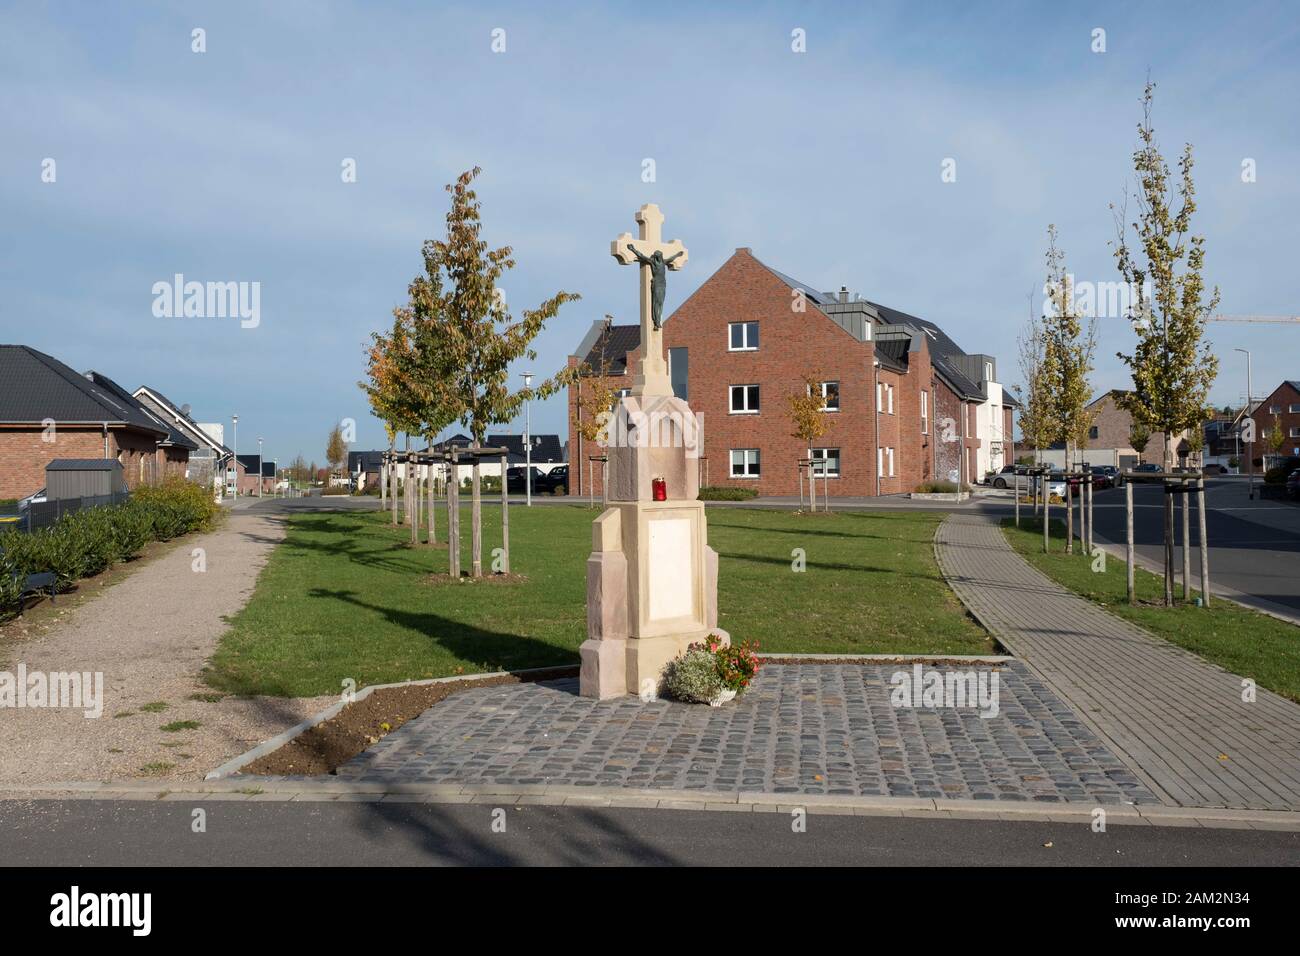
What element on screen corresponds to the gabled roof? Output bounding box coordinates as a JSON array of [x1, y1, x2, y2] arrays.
[[348, 450, 386, 472], [236, 454, 276, 477], [86, 372, 198, 451], [134, 385, 227, 455], [740, 255, 988, 401], [577, 323, 641, 376], [0, 345, 168, 435], [487, 433, 565, 464]]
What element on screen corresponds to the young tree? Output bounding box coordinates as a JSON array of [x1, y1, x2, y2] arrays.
[[416, 167, 580, 576], [1267, 411, 1286, 468], [787, 374, 831, 511], [1110, 81, 1220, 604], [326, 423, 347, 476], [361, 311, 426, 527], [1129, 422, 1151, 464], [1042, 225, 1098, 552], [571, 358, 621, 506]]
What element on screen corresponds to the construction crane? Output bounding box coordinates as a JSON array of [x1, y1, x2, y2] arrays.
[[1207, 315, 1300, 324]]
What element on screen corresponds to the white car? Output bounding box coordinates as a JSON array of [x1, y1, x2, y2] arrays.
[[18, 487, 47, 510]]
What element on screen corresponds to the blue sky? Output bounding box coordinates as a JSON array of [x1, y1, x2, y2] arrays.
[[4, 1, 1298, 464]]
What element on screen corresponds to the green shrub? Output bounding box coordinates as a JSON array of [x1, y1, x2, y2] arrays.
[[110, 502, 154, 560], [133, 478, 219, 538], [0, 547, 24, 621], [697, 486, 758, 501], [913, 481, 971, 494], [661, 648, 724, 703]]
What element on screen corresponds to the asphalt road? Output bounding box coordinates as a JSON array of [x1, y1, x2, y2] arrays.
[[1086, 477, 1300, 616], [0, 800, 1294, 867]]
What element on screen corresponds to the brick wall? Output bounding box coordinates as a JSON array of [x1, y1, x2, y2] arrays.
[[0, 425, 184, 499], [1250, 381, 1300, 465], [660, 250, 880, 496]]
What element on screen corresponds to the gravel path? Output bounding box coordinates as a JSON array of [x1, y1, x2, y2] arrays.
[[0, 506, 333, 785]]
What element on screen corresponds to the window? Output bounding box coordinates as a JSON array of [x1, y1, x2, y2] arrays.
[[1290, 404, 1300, 414], [1291, 427, 1300, 439], [730, 448, 760, 478], [1089, 425, 1099, 440], [810, 448, 840, 477], [887, 447, 895, 477], [729, 384, 760, 414], [668, 347, 689, 401], [877, 382, 894, 414], [1269, 405, 1281, 414], [921, 391, 929, 434], [984, 361, 994, 382], [816, 381, 840, 411], [887, 384, 895, 414], [728, 321, 759, 351]]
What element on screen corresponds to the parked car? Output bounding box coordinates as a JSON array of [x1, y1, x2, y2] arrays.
[[989, 465, 1018, 489], [505, 466, 547, 495], [544, 465, 569, 495], [1286, 468, 1300, 500], [1127, 463, 1162, 482], [1030, 474, 1067, 502], [1090, 465, 1118, 490], [1203, 463, 1228, 475], [17, 487, 47, 510]]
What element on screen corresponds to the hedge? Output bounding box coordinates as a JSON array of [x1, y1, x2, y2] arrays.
[[0, 478, 219, 621], [697, 486, 759, 501]]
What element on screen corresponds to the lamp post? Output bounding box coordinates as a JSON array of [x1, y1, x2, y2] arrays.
[[232, 414, 238, 499], [522, 371, 533, 506], [258, 437, 264, 499], [1234, 347, 1254, 499]]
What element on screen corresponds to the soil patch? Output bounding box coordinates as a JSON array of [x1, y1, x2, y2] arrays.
[[240, 666, 578, 776]]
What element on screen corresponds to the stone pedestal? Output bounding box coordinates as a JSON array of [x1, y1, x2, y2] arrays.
[[579, 395, 726, 699]]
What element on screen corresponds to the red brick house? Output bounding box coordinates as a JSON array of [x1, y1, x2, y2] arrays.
[[0, 345, 193, 500], [1249, 380, 1300, 466], [566, 249, 1013, 497]]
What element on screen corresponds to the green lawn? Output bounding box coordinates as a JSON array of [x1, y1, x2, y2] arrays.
[[207, 505, 991, 697], [1002, 516, 1300, 702]]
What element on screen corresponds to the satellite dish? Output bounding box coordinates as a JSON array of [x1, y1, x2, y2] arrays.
[[181, 403, 192, 416]]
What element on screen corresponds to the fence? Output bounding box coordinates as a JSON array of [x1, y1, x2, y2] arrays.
[[0, 492, 132, 534]]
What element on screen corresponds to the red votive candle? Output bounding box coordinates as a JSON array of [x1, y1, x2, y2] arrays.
[[652, 477, 667, 501]]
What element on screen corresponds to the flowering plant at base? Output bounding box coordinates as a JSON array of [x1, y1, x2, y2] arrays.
[[661, 635, 761, 704]]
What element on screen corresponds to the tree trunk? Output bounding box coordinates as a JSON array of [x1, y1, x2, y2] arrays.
[[426, 443, 436, 546], [1181, 478, 1191, 602], [448, 454, 460, 578], [1163, 442, 1174, 606], [409, 452, 418, 548], [471, 457, 483, 578], [1197, 478, 1211, 607], [500, 452, 510, 574], [1125, 478, 1135, 604], [1043, 482, 1051, 553], [390, 452, 398, 526]]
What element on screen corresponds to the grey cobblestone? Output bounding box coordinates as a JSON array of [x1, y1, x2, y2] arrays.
[[336, 665, 1159, 806]]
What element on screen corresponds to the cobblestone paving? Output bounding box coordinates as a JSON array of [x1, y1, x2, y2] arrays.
[[339, 663, 1160, 805]]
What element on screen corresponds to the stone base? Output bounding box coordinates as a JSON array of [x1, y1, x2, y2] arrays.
[[580, 628, 731, 701]]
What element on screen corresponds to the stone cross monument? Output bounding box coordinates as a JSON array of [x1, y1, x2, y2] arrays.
[[580, 204, 728, 700]]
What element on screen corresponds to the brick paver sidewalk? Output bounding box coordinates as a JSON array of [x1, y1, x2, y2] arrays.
[[935, 513, 1300, 811]]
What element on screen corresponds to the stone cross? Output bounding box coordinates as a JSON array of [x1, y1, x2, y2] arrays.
[[610, 203, 687, 397]]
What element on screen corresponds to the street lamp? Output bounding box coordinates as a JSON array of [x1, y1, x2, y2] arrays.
[[258, 437, 264, 499], [232, 414, 238, 499], [522, 371, 534, 506], [1234, 347, 1254, 499]]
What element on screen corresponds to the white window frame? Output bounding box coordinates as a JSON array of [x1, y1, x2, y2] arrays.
[[921, 390, 929, 434], [728, 321, 759, 351], [730, 448, 760, 478], [814, 380, 840, 412], [887, 384, 895, 415], [810, 447, 840, 477], [1290, 404, 1300, 414], [887, 447, 895, 477], [877, 447, 883, 475], [729, 384, 760, 415]]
